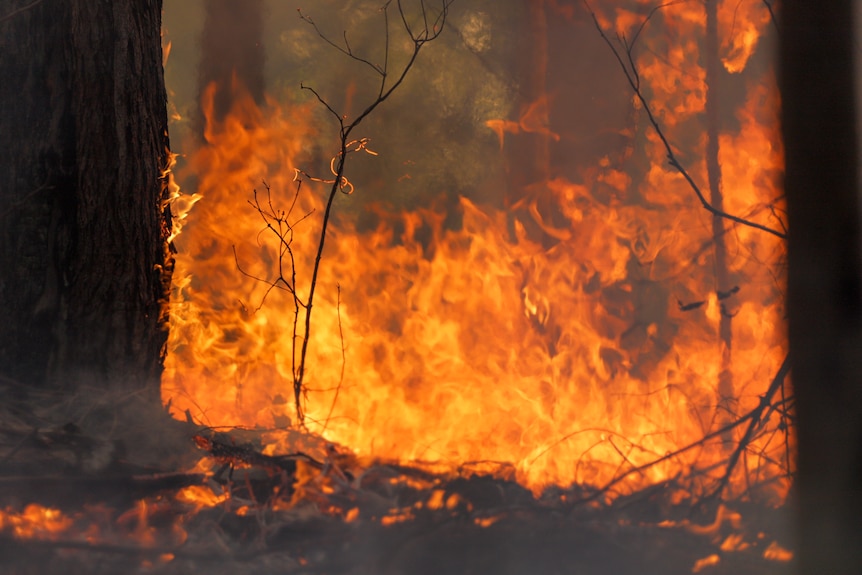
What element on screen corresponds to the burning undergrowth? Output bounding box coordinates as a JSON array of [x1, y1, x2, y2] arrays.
[[163, 0, 789, 502], [1, 1, 795, 573], [0, 386, 794, 574]]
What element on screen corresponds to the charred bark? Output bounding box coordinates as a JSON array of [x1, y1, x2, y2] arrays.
[[0, 0, 172, 397], [782, 1, 862, 573]]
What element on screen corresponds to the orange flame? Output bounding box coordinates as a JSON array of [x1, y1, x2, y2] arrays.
[[163, 2, 788, 502], [0, 504, 73, 540], [718, 0, 773, 73]]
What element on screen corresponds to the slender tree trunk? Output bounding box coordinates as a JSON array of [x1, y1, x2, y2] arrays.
[[522, 0, 551, 186], [704, 0, 734, 433], [782, 1, 862, 573], [198, 0, 266, 125], [505, 0, 557, 245], [0, 0, 172, 398]]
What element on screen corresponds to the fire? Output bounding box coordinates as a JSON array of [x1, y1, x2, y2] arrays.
[[717, 0, 773, 73], [763, 540, 794, 562], [163, 2, 788, 502], [0, 501, 187, 552], [0, 504, 72, 540], [486, 95, 560, 149]]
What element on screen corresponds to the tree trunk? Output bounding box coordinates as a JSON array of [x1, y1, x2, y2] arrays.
[[704, 0, 735, 437], [198, 0, 266, 125], [782, 1, 862, 573], [504, 0, 558, 246], [0, 0, 172, 398]]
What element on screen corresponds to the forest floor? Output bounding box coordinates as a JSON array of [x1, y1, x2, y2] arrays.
[[0, 381, 796, 575]]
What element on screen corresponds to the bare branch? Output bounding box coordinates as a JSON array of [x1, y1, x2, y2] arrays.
[[762, 0, 779, 33], [286, 1, 453, 423], [585, 2, 786, 240], [566, 354, 790, 506], [0, 0, 43, 24], [297, 9, 384, 75], [701, 355, 791, 501], [629, 0, 688, 55], [321, 284, 347, 434], [300, 82, 343, 124], [381, 3, 391, 97], [233, 245, 292, 313]]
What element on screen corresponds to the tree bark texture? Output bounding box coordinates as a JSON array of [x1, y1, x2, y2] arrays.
[[0, 0, 172, 396], [782, 0, 862, 573]]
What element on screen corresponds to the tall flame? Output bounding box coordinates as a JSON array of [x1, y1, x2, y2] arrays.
[[163, 1, 788, 501]]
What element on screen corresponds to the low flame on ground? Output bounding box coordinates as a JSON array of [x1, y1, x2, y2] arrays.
[[692, 554, 721, 573], [0, 504, 72, 540], [175, 485, 230, 509], [763, 541, 794, 562], [163, 0, 788, 504], [0, 502, 187, 554]]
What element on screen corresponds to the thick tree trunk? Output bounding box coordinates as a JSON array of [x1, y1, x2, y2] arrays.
[[0, 0, 172, 397], [782, 1, 862, 573]]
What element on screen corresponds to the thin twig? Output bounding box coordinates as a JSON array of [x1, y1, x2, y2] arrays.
[[780, 375, 793, 476], [233, 245, 289, 311], [291, 0, 453, 423], [0, 0, 43, 24], [236, 183, 312, 309], [299, 83, 345, 126], [298, 10, 385, 75], [701, 354, 791, 500], [762, 0, 779, 33], [322, 284, 346, 434], [630, 0, 689, 52], [568, 354, 790, 506], [0, 178, 52, 219]]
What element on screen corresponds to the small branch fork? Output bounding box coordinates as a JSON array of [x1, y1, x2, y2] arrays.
[[584, 1, 786, 240], [235, 181, 312, 406], [248, 1, 452, 425], [702, 354, 791, 501], [321, 284, 347, 435], [292, 0, 452, 424]]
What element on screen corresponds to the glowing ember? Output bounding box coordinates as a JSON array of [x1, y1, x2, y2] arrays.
[[162, 1, 788, 502], [763, 541, 794, 562], [692, 554, 721, 573], [0, 504, 72, 540]]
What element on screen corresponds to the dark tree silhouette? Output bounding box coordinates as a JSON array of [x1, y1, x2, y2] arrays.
[[782, 1, 862, 573], [0, 0, 172, 398]]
